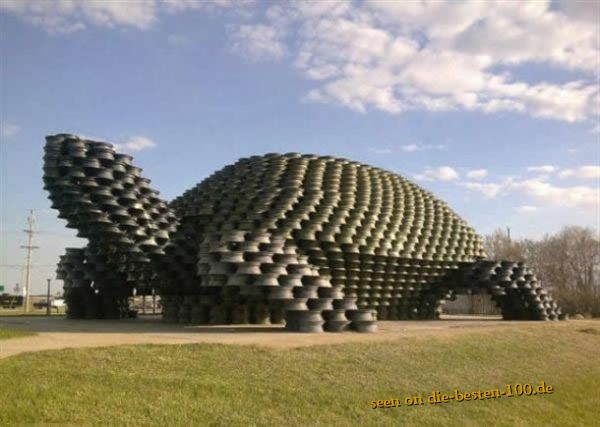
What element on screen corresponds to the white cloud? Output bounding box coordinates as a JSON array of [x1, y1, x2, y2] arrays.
[[0, 0, 157, 33], [527, 165, 558, 174], [558, 166, 600, 180], [466, 169, 488, 179], [459, 181, 504, 199], [523, 165, 600, 180], [400, 144, 445, 153], [590, 123, 600, 134], [230, 24, 286, 61], [369, 144, 446, 154], [0, 0, 255, 34], [415, 166, 459, 182], [509, 178, 599, 210], [459, 176, 599, 211], [3, 1, 599, 124], [0, 121, 19, 138], [515, 205, 537, 213], [162, 0, 255, 13], [554, 0, 599, 24], [114, 136, 156, 153], [366, 0, 599, 72], [401, 144, 418, 153], [258, 1, 599, 123]]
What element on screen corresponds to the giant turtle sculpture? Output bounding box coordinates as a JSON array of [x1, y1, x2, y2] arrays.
[[43, 134, 563, 332]]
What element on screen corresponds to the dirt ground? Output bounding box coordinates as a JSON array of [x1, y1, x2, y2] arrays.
[[1, 315, 594, 359]]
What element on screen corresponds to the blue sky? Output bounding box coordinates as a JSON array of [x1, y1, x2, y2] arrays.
[[1, 0, 599, 294]]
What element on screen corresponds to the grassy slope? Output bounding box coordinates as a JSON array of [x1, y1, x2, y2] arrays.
[[0, 328, 36, 340], [0, 325, 598, 426]]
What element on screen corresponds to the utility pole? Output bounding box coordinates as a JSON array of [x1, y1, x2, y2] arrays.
[[152, 288, 156, 315], [21, 210, 39, 313], [46, 279, 51, 316]]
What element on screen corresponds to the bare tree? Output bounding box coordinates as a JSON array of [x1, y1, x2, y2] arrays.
[[484, 226, 600, 316], [484, 228, 527, 261]]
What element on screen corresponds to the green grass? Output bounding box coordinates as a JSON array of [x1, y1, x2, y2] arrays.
[[0, 328, 36, 340], [0, 324, 598, 426], [0, 308, 66, 317]]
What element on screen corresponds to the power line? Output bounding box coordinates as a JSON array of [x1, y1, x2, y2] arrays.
[[20, 210, 39, 313]]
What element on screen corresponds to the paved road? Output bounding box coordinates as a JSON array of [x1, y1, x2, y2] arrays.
[[0, 315, 586, 359]]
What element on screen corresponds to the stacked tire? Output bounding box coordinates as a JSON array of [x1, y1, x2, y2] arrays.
[[445, 260, 562, 320], [163, 153, 486, 324], [44, 136, 563, 328], [43, 134, 177, 318]]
